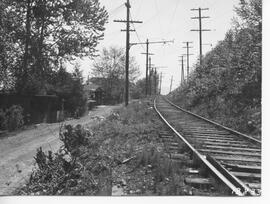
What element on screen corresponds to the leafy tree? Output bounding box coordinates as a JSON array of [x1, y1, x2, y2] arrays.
[[130, 78, 146, 99], [91, 46, 140, 104], [0, 0, 108, 94], [0, 0, 23, 90], [47, 63, 86, 117]]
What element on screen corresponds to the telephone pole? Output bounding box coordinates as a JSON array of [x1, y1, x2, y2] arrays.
[[183, 41, 194, 77], [159, 72, 163, 95], [170, 76, 173, 93], [191, 8, 211, 66], [114, 0, 142, 106], [149, 62, 156, 96], [131, 39, 174, 96], [154, 68, 157, 95], [149, 57, 152, 95], [179, 55, 185, 84], [153, 66, 167, 95], [141, 49, 154, 96]]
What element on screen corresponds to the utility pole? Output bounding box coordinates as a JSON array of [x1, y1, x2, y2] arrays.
[[180, 55, 185, 84], [141, 48, 154, 96], [153, 66, 167, 95], [148, 60, 155, 96], [170, 76, 173, 93], [131, 39, 174, 96], [191, 8, 210, 66], [114, 0, 142, 106], [149, 57, 152, 95], [183, 41, 194, 77], [154, 68, 157, 95], [159, 72, 163, 95]]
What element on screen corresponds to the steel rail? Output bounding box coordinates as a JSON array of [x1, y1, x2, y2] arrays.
[[161, 97, 261, 196], [164, 97, 261, 145], [154, 97, 244, 196]]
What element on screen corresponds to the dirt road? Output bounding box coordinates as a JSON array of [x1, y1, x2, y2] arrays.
[[0, 105, 119, 195]]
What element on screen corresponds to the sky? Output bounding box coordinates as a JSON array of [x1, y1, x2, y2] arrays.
[[74, 0, 240, 94]]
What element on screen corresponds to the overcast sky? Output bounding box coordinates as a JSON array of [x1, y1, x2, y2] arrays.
[[74, 0, 241, 94]]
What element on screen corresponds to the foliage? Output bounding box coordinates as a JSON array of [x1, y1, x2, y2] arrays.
[[130, 75, 159, 99], [130, 78, 146, 99], [91, 46, 140, 104], [0, 105, 25, 131], [19, 124, 110, 195], [48, 63, 87, 117], [17, 99, 194, 195], [0, 109, 7, 130], [169, 0, 261, 138], [0, 0, 108, 94], [59, 124, 91, 157]]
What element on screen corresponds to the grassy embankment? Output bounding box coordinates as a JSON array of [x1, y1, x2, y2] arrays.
[[17, 99, 194, 196]]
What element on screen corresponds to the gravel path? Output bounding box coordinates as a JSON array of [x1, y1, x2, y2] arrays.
[[0, 105, 119, 195]]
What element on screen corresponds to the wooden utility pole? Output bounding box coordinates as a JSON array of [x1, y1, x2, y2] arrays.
[[114, 0, 142, 106], [154, 68, 157, 95], [131, 39, 174, 96], [170, 76, 173, 93], [180, 56, 185, 84], [149, 57, 152, 95], [191, 8, 210, 66], [141, 48, 154, 96], [159, 72, 163, 95], [183, 41, 194, 77], [148, 59, 155, 96], [153, 66, 167, 95]]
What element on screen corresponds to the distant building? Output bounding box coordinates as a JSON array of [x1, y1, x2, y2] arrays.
[[83, 82, 104, 108]]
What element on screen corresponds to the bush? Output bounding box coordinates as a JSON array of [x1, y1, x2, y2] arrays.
[[5, 105, 24, 131], [59, 124, 93, 157], [0, 109, 7, 130], [18, 124, 110, 195]]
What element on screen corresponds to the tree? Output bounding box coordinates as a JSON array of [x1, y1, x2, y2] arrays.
[[91, 46, 140, 104], [0, 0, 108, 94], [0, 0, 23, 91], [130, 78, 146, 99], [47, 62, 86, 117]]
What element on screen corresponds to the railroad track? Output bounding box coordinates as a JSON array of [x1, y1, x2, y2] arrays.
[[154, 96, 261, 196]]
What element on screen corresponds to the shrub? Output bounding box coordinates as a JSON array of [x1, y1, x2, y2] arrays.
[[19, 125, 110, 195], [5, 105, 24, 131], [59, 124, 93, 157], [0, 109, 7, 130]]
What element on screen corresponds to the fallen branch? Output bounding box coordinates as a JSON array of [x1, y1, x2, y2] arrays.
[[121, 156, 136, 164]]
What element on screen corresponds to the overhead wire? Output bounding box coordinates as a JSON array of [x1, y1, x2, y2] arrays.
[[166, 0, 181, 35], [130, 11, 145, 51], [154, 0, 164, 38], [107, 3, 125, 16], [133, 0, 143, 17]]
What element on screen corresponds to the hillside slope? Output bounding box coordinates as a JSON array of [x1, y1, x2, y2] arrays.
[[169, 0, 261, 139]]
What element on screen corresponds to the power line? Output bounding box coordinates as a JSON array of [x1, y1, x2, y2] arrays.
[[108, 4, 125, 16], [130, 11, 145, 51], [154, 0, 164, 38], [166, 0, 181, 35]]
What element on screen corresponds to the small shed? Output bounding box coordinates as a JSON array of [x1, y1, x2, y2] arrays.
[[84, 83, 104, 108]]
